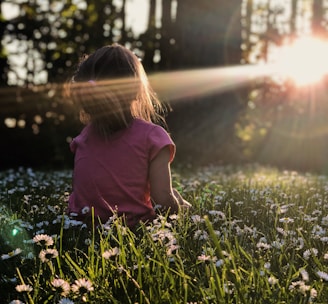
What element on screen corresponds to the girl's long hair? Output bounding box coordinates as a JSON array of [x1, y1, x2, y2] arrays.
[[66, 43, 167, 138]]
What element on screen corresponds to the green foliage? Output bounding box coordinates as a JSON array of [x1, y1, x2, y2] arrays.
[[3, 0, 133, 85], [1, 165, 328, 303]]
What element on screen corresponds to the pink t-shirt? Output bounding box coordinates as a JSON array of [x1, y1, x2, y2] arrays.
[[68, 119, 175, 227]]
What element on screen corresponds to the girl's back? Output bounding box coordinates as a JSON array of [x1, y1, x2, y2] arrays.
[[68, 119, 175, 227]]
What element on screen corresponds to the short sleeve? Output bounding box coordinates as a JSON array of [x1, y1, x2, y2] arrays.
[[70, 138, 77, 153], [148, 125, 176, 163]]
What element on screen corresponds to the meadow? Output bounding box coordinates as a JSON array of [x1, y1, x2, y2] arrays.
[[1, 164, 328, 303]]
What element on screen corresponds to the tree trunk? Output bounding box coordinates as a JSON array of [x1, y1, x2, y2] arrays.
[[0, 0, 9, 86], [312, 0, 326, 37], [141, 0, 157, 70], [172, 0, 242, 69], [159, 0, 173, 70]]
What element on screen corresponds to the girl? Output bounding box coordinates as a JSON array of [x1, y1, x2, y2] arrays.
[[67, 43, 191, 228]]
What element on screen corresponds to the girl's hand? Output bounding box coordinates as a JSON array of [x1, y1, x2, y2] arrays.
[[179, 199, 192, 210]]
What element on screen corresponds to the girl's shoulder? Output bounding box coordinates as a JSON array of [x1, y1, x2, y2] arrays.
[[129, 119, 171, 142], [132, 118, 166, 131]]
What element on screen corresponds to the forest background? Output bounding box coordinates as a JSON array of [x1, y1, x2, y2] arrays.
[[1, 0, 328, 173]]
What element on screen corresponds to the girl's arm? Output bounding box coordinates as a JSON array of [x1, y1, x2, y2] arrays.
[[149, 146, 191, 213]]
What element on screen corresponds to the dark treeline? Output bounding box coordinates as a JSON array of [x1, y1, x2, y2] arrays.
[[2, 0, 328, 173]]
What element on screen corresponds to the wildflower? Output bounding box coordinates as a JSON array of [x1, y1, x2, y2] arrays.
[[36, 221, 49, 228], [33, 234, 54, 246], [321, 215, 328, 226], [1, 248, 22, 260], [317, 270, 328, 281], [35, 229, 45, 235], [256, 242, 271, 250], [303, 248, 318, 260], [151, 228, 176, 244], [197, 254, 217, 262], [310, 288, 318, 298], [208, 210, 226, 221], [271, 240, 284, 249], [276, 227, 287, 236], [300, 269, 309, 281], [278, 205, 289, 214], [311, 225, 326, 236], [3, 276, 17, 283], [221, 250, 232, 260], [81, 206, 90, 215], [169, 214, 178, 220], [51, 278, 70, 296], [84, 238, 92, 246], [268, 276, 278, 285], [71, 278, 94, 294], [289, 281, 310, 295], [215, 259, 224, 267], [324, 253, 328, 260], [58, 298, 75, 304], [9, 300, 25, 304], [193, 229, 209, 240], [102, 247, 120, 259], [15, 284, 33, 293], [264, 262, 271, 270], [191, 215, 204, 223], [166, 244, 180, 256], [279, 217, 294, 224], [295, 237, 304, 250], [31, 180, 39, 187], [223, 281, 234, 294], [320, 236, 328, 243], [39, 248, 59, 262]]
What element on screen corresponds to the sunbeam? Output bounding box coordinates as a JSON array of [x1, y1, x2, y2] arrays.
[[148, 64, 269, 102], [1, 63, 271, 108]]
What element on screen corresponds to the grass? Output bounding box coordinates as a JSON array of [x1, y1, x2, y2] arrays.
[[1, 164, 328, 303]]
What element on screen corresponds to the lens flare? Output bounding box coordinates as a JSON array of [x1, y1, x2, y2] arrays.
[[269, 36, 328, 86]]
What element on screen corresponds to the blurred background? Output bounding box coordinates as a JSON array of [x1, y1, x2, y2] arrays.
[[1, 0, 328, 173]]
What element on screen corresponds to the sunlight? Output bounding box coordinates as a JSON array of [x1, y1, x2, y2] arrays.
[[148, 64, 268, 102], [270, 36, 328, 86]]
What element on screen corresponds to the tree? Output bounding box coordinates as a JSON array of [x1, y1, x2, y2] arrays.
[[140, 0, 157, 71], [312, 0, 326, 37], [1, 0, 135, 168], [0, 0, 9, 86], [3, 0, 132, 85], [171, 0, 242, 69]]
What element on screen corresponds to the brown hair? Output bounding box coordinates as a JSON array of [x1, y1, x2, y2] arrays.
[[67, 43, 166, 138]]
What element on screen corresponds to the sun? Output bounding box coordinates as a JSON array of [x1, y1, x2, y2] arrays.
[[270, 36, 328, 86]]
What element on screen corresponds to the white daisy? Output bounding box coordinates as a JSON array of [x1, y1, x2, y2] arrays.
[[310, 288, 318, 298], [102, 247, 120, 259], [1, 248, 22, 260], [15, 284, 33, 293], [166, 244, 180, 256], [58, 298, 75, 304], [300, 269, 309, 281], [51, 278, 70, 296], [317, 270, 328, 281], [33, 234, 54, 246], [81, 206, 90, 215], [39, 248, 59, 263], [71, 278, 94, 294], [268, 276, 278, 285], [303, 248, 318, 260], [197, 254, 217, 262]]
